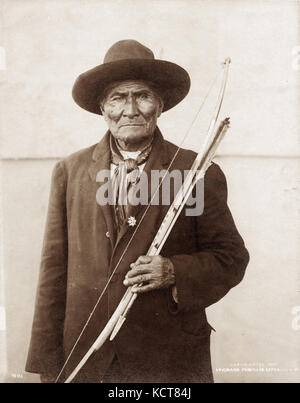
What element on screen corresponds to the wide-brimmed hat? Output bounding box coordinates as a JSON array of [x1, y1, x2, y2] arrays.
[[72, 40, 191, 115]]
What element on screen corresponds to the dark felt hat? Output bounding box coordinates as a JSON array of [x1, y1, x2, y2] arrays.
[[72, 40, 191, 114]]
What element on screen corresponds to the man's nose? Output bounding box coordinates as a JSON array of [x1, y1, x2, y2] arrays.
[[123, 96, 139, 118]]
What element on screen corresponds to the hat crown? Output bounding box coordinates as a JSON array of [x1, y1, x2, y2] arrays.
[[104, 40, 155, 64]]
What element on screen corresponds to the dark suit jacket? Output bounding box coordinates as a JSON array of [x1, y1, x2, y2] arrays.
[[25, 128, 249, 382]]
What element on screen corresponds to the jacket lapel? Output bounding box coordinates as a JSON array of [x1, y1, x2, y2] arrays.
[[88, 131, 117, 247]]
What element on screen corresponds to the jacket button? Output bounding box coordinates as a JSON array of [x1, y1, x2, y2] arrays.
[[105, 231, 110, 238]]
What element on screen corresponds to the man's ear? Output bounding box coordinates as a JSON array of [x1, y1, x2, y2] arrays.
[[98, 96, 105, 115], [158, 103, 164, 117], [156, 98, 164, 117], [100, 104, 105, 115]]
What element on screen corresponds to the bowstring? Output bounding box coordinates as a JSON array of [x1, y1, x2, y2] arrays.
[[55, 64, 224, 383]]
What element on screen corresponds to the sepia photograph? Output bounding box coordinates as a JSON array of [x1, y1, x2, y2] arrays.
[[0, 0, 299, 386]]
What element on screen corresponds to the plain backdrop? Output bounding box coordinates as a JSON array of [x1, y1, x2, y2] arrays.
[[0, 0, 299, 383]]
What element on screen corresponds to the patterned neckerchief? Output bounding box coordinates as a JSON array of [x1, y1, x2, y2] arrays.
[[109, 134, 153, 230]]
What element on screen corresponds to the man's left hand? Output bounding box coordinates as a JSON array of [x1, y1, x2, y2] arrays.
[[123, 255, 175, 293]]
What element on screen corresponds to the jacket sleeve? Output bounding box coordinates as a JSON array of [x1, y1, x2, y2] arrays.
[[25, 161, 68, 376], [169, 163, 249, 313]]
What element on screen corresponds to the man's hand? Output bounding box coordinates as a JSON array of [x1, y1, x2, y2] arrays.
[[123, 255, 175, 293]]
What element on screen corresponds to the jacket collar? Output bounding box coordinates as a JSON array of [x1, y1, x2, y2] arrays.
[[90, 127, 171, 169]]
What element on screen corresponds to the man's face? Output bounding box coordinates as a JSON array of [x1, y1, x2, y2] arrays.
[[100, 80, 163, 149]]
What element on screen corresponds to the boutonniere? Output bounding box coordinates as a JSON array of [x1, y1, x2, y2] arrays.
[[127, 216, 137, 227]]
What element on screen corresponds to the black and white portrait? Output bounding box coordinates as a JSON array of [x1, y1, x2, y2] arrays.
[[0, 0, 299, 385]]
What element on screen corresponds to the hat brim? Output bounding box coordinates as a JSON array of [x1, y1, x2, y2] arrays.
[[72, 58, 190, 114]]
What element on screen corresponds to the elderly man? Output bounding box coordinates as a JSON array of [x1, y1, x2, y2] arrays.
[[25, 40, 249, 383]]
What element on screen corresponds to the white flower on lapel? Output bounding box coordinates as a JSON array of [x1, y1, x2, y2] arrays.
[[128, 216, 137, 227]]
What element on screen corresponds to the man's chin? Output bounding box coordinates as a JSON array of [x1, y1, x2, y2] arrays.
[[113, 130, 152, 145]]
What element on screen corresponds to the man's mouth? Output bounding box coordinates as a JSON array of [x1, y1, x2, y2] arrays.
[[119, 123, 145, 128]]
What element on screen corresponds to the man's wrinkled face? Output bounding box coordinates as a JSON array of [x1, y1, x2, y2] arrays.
[[100, 80, 163, 148]]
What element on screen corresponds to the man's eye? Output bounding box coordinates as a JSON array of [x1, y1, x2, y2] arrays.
[[138, 93, 149, 99], [110, 95, 124, 102]]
